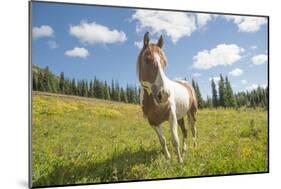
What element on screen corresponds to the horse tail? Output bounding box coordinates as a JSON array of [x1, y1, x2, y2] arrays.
[[190, 84, 198, 121]]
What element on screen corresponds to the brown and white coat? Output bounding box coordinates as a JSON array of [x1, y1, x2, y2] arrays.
[[137, 32, 198, 163]]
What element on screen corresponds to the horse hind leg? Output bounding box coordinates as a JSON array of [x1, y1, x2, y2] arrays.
[[188, 112, 197, 148], [178, 118, 188, 153], [152, 125, 171, 160]]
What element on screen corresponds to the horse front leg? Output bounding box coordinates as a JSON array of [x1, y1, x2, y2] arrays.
[[152, 125, 171, 160], [169, 106, 183, 163]]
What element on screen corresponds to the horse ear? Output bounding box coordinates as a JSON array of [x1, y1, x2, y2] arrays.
[[157, 35, 164, 48], [143, 32, 150, 48]]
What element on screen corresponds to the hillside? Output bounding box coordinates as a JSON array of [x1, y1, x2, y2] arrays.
[[32, 64, 140, 104]]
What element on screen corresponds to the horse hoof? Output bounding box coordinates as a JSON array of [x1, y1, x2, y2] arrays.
[[178, 157, 183, 163], [165, 153, 171, 160], [193, 142, 197, 148], [183, 143, 187, 152]]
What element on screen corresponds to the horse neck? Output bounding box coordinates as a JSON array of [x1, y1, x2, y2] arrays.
[[155, 58, 170, 88]]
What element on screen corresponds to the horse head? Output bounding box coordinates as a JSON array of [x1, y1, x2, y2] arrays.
[[137, 32, 170, 104]]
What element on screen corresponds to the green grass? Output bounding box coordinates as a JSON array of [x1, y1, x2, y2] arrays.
[[32, 91, 268, 187]]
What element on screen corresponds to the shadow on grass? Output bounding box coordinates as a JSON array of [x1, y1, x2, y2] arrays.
[[33, 147, 159, 187]]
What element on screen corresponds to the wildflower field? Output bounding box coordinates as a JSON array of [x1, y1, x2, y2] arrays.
[[31, 91, 268, 187]]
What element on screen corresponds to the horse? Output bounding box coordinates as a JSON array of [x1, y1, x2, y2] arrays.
[[136, 32, 198, 163]]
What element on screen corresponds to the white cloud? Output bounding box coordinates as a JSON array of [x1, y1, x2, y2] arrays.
[[246, 84, 258, 91], [246, 83, 267, 91], [223, 16, 267, 32], [192, 73, 201, 77], [241, 80, 247, 85], [132, 10, 196, 43], [70, 21, 127, 45], [229, 68, 243, 76], [252, 54, 268, 65], [65, 47, 89, 58], [209, 76, 220, 84], [134, 38, 158, 49], [196, 13, 212, 28], [47, 41, 59, 49], [134, 41, 143, 49], [209, 76, 220, 91], [192, 44, 245, 70], [33, 25, 54, 39]]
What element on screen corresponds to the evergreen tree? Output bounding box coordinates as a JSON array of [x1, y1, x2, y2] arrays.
[[206, 95, 213, 108], [93, 79, 104, 99], [115, 81, 121, 101], [64, 79, 70, 94], [111, 79, 115, 100], [37, 71, 44, 91], [42, 66, 52, 92], [225, 76, 236, 107], [81, 80, 86, 96], [59, 72, 65, 94], [99, 81, 105, 99], [235, 92, 246, 108], [32, 75, 38, 91], [138, 87, 141, 104], [134, 86, 139, 104], [85, 80, 89, 97], [195, 82, 204, 108], [250, 95, 256, 108], [211, 78, 218, 108], [126, 85, 137, 104], [264, 86, 268, 108], [89, 80, 94, 97], [93, 77, 99, 98], [218, 74, 226, 107], [71, 78, 76, 95], [120, 87, 128, 103], [76, 80, 82, 96], [33, 64, 269, 107], [233, 85, 268, 108], [103, 81, 110, 100], [192, 79, 204, 108], [126, 85, 131, 103]]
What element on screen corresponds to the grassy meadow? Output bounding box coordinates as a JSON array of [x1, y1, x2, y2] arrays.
[[32, 91, 268, 187]]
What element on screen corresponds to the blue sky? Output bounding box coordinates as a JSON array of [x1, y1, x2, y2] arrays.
[[31, 2, 268, 99]]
